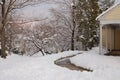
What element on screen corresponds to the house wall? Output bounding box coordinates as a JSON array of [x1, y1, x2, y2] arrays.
[[102, 27, 120, 50], [102, 27, 114, 50], [102, 27, 106, 47], [115, 29, 120, 50], [98, 4, 120, 54], [105, 4, 120, 21]]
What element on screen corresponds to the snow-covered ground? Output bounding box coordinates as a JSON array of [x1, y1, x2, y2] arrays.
[[0, 48, 120, 80], [70, 47, 120, 80], [0, 51, 83, 80]]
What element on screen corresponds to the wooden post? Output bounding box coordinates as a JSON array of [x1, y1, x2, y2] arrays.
[[106, 27, 108, 52], [110, 27, 112, 51]]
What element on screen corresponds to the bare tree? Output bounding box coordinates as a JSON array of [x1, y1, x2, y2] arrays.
[[0, 0, 45, 58], [50, 0, 81, 51], [25, 22, 57, 56]]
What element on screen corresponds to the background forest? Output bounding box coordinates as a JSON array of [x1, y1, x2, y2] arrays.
[[0, 0, 115, 58]]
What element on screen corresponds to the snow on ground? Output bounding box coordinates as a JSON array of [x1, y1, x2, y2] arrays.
[[0, 51, 85, 80], [70, 47, 120, 80], [0, 49, 120, 80]]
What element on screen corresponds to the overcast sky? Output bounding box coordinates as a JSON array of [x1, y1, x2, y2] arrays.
[[16, 2, 58, 20], [17, 0, 120, 20], [116, 0, 120, 3]]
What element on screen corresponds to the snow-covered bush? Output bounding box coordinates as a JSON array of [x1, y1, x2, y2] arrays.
[[12, 48, 20, 54]]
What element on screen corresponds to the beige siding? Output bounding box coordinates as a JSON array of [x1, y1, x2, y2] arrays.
[[102, 27, 106, 47], [102, 27, 120, 50], [115, 29, 120, 50], [104, 4, 120, 21], [102, 27, 114, 50]]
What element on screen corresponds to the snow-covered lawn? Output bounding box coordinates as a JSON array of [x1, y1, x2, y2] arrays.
[[70, 48, 120, 80], [0, 51, 83, 80], [0, 48, 120, 80]]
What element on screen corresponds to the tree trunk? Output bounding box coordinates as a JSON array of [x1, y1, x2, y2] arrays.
[[39, 49, 44, 56], [71, 26, 75, 50], [0, 0, 7, 58], [1, 27, 7, 58], [32, 40, 45, 56], [71, 0, 76, 50]]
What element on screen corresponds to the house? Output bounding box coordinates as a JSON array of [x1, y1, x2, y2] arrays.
[[96, 3, 120, 55]]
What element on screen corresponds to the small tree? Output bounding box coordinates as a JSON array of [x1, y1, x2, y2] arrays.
[[25, 23, 57, 56]]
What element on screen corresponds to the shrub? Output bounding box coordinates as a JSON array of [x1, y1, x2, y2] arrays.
[[12, 48, 19, 54]]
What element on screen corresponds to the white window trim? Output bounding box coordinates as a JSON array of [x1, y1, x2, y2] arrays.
[[100, 20, 120, 25]]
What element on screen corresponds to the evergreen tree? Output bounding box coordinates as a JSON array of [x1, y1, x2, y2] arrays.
[[99, 0, 115, 12], [76, 0, 114, 50]]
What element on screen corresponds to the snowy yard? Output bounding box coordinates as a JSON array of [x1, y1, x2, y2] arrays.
[[0, 48, 120, 80], [0, 0, 120, 80]]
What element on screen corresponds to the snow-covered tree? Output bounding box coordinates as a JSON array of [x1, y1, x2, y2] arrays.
[[99, 0, 115, 12], [76, 0, 115, 50], [75, 0, 99, 50], [25, 22, 58, 56]]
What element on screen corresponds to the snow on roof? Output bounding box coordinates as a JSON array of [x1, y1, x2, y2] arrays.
[[96, 2, 120, 20]]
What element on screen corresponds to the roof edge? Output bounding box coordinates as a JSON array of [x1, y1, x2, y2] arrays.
[[96, 2, 120, 20]]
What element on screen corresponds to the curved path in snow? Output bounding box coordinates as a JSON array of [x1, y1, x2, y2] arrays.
[[54, 53, 93, 72]]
